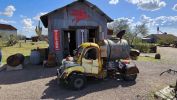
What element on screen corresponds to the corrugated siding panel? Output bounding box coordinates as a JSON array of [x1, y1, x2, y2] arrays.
[[48, 2, 109, 63]]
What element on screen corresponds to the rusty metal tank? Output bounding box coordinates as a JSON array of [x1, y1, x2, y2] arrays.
[[99, 38, 130, 60]]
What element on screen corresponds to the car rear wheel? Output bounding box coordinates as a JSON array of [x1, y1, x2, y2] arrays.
[[122, 74, 137, 81]]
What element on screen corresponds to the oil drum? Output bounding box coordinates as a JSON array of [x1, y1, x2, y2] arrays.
[[30, 50, 40, 65]]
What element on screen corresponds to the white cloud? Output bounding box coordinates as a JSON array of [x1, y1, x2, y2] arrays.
[[127, 0, 139, 4], [155, 16, 177, 27], [110, 15, 177, 28], [0, 5, 16, 17], [139, 15, 177, 27], [127, 0, 166, 11], [107, 17, 135, 30], [172, 4, 177, 11], [139, 15, 177, 34], [140, 15, 156, 27], [33, 12, 48, 21], [22, 18, 33, 28], [108, 15, 177, 35], [21, 15, 48, 37], [0, 19, 16, 24], [109, 0, 119, 5], [22, 18, 34, 32]]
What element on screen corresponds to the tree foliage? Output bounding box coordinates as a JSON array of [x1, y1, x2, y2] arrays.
[[6, 35, 18, 46], [17, 34, 26, 40], [108, 19, 148, 45], [108, 19, 131, 34], [130, 23, 148, 45]]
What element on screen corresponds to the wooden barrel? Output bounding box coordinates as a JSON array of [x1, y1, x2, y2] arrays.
[[30, 50, 40, 65], [0, 49, 2, 64], [7, 53, 25, 67]]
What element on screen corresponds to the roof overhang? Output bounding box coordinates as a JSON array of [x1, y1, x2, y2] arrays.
[[40, 0, 113, 28]]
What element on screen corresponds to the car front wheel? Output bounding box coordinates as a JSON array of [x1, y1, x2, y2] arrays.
[[68, 74, 86, 90]]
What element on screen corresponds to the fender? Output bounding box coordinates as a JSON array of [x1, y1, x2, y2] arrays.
[[125, 64, 139, 75], [64, 66, 85, 78]]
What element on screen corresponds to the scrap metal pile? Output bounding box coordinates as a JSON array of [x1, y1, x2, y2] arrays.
[[155, 69, 177, 99]]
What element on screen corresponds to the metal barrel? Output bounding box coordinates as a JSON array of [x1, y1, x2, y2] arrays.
[[7, 53, 25, 67], [30, 50, 41, 65], [100, 38, 130, 60]]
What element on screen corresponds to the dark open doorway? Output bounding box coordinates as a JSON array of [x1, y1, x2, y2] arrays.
[[63, 30, 76, 57], [88, 29, 98, 43]]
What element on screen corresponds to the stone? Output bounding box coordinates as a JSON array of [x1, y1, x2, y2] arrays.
[[154, 86, 175, 100]]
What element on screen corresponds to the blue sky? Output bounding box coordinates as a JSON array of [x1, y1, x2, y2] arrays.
[[0, 0, 177, 37]]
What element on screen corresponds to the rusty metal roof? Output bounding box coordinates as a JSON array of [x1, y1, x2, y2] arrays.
[[40, 0, 113, 28], [0, 23, 17, 31]]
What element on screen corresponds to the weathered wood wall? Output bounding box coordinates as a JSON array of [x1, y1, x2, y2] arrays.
[[47, 2, 108, 62]]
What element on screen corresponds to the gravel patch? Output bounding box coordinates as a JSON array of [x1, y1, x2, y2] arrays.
[[0, 47, 177, 100]]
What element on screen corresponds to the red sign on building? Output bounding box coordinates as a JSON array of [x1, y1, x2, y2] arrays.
[[71, 9, 90, 24], [53, 30, 60, 51]]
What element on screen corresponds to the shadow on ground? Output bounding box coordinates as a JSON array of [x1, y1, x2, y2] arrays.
[[0, 64, 57, 85], [41, 78, 136, 100]]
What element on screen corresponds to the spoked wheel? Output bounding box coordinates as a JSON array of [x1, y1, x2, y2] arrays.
[[68, 74, 86, 90]]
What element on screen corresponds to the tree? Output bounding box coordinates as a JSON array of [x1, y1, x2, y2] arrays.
[[108, 19, 148, 45], [6, 35, 18, 46], [130, 23, 148, 45], [17, 34, 26, 40], [108, 19, 131, 34]]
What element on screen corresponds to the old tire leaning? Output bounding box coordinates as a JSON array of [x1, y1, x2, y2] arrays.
[[123, 74, 137, 81], [68, 74, 86, 90]]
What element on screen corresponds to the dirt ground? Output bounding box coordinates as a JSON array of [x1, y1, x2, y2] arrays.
[[0, 47, 177, 100]]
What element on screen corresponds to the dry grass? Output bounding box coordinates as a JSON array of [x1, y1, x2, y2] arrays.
[[137, 56, 159, 62], [1, 41, 48, 64]]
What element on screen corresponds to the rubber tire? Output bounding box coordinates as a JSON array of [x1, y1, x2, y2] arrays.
[[122, 74, 137, 81], [68, 74, 86, 90]]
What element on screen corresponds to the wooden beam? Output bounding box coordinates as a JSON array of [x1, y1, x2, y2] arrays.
[[69, 26, 98, 29]]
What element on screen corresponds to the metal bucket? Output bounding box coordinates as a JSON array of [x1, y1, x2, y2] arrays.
[[30, 50, 40, 65], [7, 53, 25, 67]]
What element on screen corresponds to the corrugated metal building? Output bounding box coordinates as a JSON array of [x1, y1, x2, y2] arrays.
[[40, 0, 113, 62]]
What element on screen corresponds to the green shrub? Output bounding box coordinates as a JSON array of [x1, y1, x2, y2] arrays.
[[6, 35, 18, 46], [31, 43, 35, 45], [133, 43, 156, 53]]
